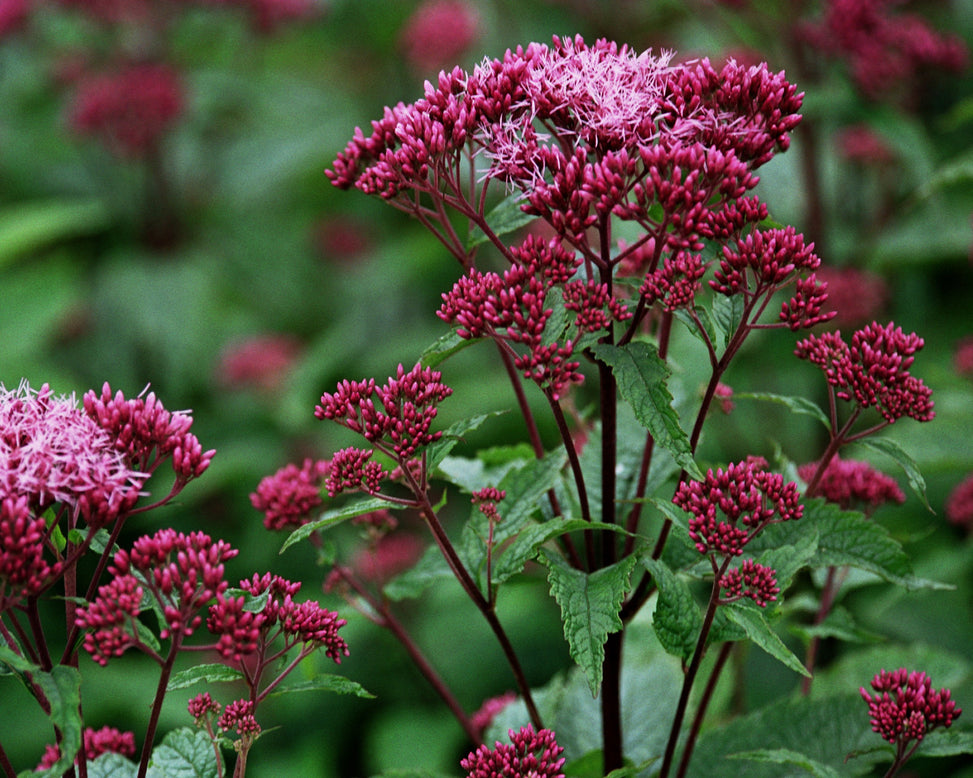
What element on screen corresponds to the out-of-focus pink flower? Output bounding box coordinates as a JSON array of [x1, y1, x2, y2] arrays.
[[349, 533, 425, 584], [835, 123, 896, 165], [713, 382, 734, 414], [400, 0, 481, 73], [954, 336, 973, 378], [798, 456, 904, 512], [37, 726, 136, 770], [945, 473, 973, 529], [247, 0, 318, 34], [218, 334, 302, 392], [814, 266, 888, 327], [0, 0, 29, 38], [314, 216, 374, 261], [69, 63, 184, 158]]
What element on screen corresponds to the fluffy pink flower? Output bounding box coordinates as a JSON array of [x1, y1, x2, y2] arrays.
[[69, 63, 183, 158], [349, 533, 425, 583], [835, 124, 895, 165], [400, 0, 481, 73]]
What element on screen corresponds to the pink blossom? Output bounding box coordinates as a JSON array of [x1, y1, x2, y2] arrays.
[[471, 691, 517, 736], [188, 692, 221, 722], [954, 336, 973, 378], [218, 699, 261, 737], [814, 266, 889, 327], [36, 726, 135, 770], [0, 496, 63, 611], [719, 559, 780, 607], [835, 124, 895, 165], [251, 458, 330, 530], [69, 63, 183, 158], [246, 0, 317, 33], [218, 334, 302, 392], [349, 533, 425, 584], [461, 725, 565, 778], [75, 574, 144, 665], [400, 0, 481, 73], [861, 669, 961, 753]]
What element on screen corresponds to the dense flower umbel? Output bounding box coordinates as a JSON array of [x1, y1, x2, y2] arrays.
[[399, 0, 481, 73], [315, 363, 452, 462], [461, 725, 565, 778], [798, 457, 904, 512], [860, 669, 961, 756], [218, 699, 261, 738], [795, 322, 934, 424], [718, 559, 780, 607], [0, 381, 144, 525], [673, 459, 803, 558], [0, 496, 63, 611], [74, 573, 143, 665], [250, 458, 330, 530]]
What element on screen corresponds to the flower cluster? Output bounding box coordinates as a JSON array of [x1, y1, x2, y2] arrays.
[[0, 381, 143, 526], [801, 0, 968, 100], [83, 383, 214, 485], [673, 459, 802, 608], [795, 321, 934, 424], [74, 573, 144, 665], [250, 458, 330, 530], [207, 573, 349, 664], [860, 669, 961, 752], [218, 334, 303, 392], [798, 457, 904, 512], [36, 726, 135, 771], [0, 496, 63, 611], [461, 726, 565, 778], [814, 266, 889, 327], [315, 362, 452, 466], [399, 0, 481, 73], [218, 699, 261, 738]]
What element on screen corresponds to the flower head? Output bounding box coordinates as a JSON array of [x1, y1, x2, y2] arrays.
[[672, 459, 803, 558], [218, 699, 261, 738], [188, 692, 221, 723], [461, 725, 565, 778], [36, 726, 135, 771], [471, 691, 517, 737], [74, 574, 143, 665], [795, 322, 934, 424], [400, 0, 481, 73], [861, 669, 961, 754], [798, 457, 904, 512], [250, 458, 330, 530], [0, 496, 63, 611], [718, 559, 780, 607]]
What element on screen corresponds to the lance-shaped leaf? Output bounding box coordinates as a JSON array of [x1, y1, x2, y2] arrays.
[[734, 391, 830, 429], [280, 496, 392, 554], [724, 604, 811, 678], [466, 193, 536, 249], [426, 411, 504, 470], [728, 748, 843, 778], [711, 292, 745, 349], [539, 549, 637, 696], [146, 728, 219, 778], [591, 342, 702, 480], [855, 435, 932, 511], [383, 544, 453, 601], [266, 674, 374, 699], [168, 663, 244, 691], [643, 557, 702, 663], [419, 329, 478, 368]]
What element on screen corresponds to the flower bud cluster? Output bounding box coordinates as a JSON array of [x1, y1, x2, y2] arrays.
[[798, 456, 904, 512], [250, 458, 330, 530], [860, 668, 961, 748], [795, 321, 934, 423], [36, 726, 135, 771], [0, 496, 63, 611], [461, 725, 565, 778]]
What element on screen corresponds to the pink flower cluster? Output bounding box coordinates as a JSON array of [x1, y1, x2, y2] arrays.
[[802, 0, 968, 100], [250, 458, 330, 530], [860, 669, 961, 749], [399, 0, 481, 73], [188, 693, 261, 740], [315, 362, 452, 482], [461, 725, 565, 778], [0, 496, 63, 611], [795, 322, 934, 424], [798, 457, 904, 512], [439, 235, 628, 398], [207, 572, 348, 663], [36, 725, 135, 771], [0, 381, 144, 527], [673, 459, 802, 608]]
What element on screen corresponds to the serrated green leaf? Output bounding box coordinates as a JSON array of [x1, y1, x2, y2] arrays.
[[673, 305, 719, 347], [728, 748, 843, 777], [280, 496, 392, 553], [167, 663, 244, 691], [146, 728, 219, 778], [0, 643, 38, 675], [266, 673, 374, 699], [591, 341, 702, 480], [85, 752, 138, 778], [908, 728, 973, 758], [724, 605, 811, 677], [539, 549, 637, 696], [854, 436, 931, 511], [467, 193, 535, 249], [751, 498, 950, 591], [711, 293, 744, 348], [643, 557, 702, 662], [541, 286, 571, 347], [734, 391, 830, 428], [419, 329, 478, 368], [754, 529, 819, 592]]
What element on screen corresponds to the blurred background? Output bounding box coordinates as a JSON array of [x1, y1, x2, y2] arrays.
[[1, 0, 973, 775]]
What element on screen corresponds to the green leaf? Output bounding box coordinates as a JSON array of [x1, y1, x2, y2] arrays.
[[279, 496, 392, 553], [724, 605, 811, 677], [167, 663, 244, 691], [788, 605, 885, 644], [467, 194, 535, 249], [643, 557, 702, 663], [0, 644, 38, 675], [541, 286, 572, 347], [383, 544, 452, 601], [753, 529, 819, 592], [539, 549, 637, 696], [419, 329, 478, 368], [86, 752, 138, 778], [711, 293, 745, 348], [426, 411, 504, 470], [734, 392, 830, 429], [27, 666, 84, 778], [591, 341, 702, 480], [909, 728, 973, 758], [0, 199, 110, 268], [751, 498, 950, 591], [266, 674, 374, 699], [728, 748, 843, 777], [146, 728, 220, 778], [854, 436, 931, 511]]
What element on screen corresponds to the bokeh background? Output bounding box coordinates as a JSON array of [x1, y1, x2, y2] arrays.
[[2, 0, 973, 775]]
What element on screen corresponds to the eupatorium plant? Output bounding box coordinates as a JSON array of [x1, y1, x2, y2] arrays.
[[258, 34, 971, 776]]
